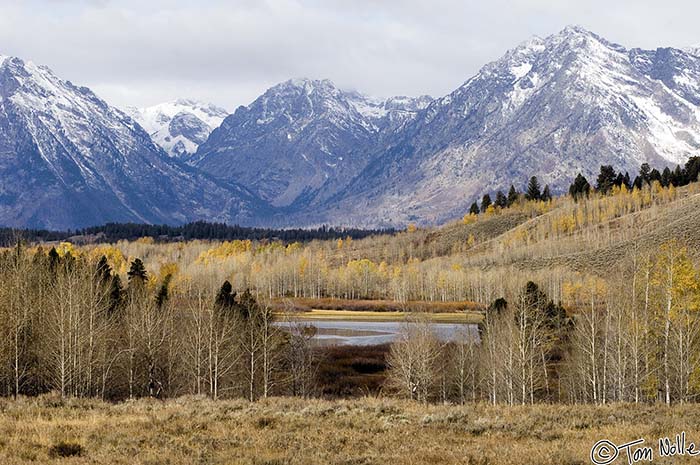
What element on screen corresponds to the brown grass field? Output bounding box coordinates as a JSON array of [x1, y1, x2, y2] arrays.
[[1, 395, 698, 465]]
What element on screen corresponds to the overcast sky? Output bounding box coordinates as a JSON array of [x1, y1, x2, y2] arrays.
[[1, 0, 698, 111]]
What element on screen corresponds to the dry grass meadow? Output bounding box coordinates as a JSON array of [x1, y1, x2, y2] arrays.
[[1, 394, 698, 465]]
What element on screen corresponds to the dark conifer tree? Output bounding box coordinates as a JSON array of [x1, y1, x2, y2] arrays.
[[495, 190, 508, 209], [507, 185, 519, 206], [685, 157, 700, 184], [639, 163, 652, 185], [62, 251, 75, 271], [481, 194, 492, 213], [491, 297, 508, 314], [48, 247, 60, 273], [109, 275, 124, 314], [525, 176, 541, 201], [623, 172, 631, 189], [614, 172, 625, 188], [595, 165, 617, 194], [215, 280, 238, 315], [650, 168, 662, 184], [238, 289, 259, 320], [127, 258, 148, 286], [661, 167, 672, 187], [569, 173, 591, 200], [633, 175, 643, 190], [672, 165, 684, 186], [469, 202, 480, 215], [96, 255, 112, 285], [541, 185, 552, 202], [155, 274, 172, 309]]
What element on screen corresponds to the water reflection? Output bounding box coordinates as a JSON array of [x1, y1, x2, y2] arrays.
[[275, 320, 479, 346]]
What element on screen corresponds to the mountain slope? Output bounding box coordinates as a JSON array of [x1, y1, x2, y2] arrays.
[[0, 55, 265, 229], [193, 79, 431, 208], [127, 100, 228, 158], [319, 26, 700, 226]]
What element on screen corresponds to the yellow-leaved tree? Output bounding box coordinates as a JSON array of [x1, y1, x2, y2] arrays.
[[652, 241, 700, 404]]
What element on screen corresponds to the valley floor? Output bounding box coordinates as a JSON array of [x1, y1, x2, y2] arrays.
[[1, 395, 697, 464]]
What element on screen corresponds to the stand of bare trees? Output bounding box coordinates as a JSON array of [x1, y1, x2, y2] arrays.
[[3, 237, 700, 406], [0, 244, 304, 401]]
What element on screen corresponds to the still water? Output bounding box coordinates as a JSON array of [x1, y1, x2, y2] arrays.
[[275, 320, 479, 346]]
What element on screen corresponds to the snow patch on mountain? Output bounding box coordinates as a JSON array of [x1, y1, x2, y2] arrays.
[[127, 99, 228, 158]]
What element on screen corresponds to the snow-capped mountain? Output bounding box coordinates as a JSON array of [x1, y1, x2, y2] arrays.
[[127, 99, 228, 158], [0, 55, 264, 229], [194, 78, 431, 208], [317, 26, 700, 226], [3, 26, 700, 230]]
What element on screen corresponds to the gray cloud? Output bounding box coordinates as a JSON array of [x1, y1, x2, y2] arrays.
[[0, 0, 698, 110]]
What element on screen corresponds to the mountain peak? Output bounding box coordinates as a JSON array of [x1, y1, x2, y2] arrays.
[[272, 78, 340, 96], [560, 24, 594, 36], [127, 99, 228, 158]]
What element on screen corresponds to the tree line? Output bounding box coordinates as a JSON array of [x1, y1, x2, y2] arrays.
[[0, 221, 395, 247], [469, 177, 552, 215], [569, 157, 700, 199], [467, 158, 700, 216]]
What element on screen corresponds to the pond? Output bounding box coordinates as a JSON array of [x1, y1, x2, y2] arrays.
[[274, 320, 479, 346]]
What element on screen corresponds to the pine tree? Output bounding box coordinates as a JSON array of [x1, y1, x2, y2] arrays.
[[685, 157, 700, 184], [661, 167, 672, 187], [568, 173, 591, 200], [623, 172, 632, 189], [215, 280, 238, 315], [595, 165, 617, 194], [238, 289, 259, 320], [672, 165, 684, 186], [525, 176, 541, 201], [650, 168, 661, 184], [633, 175, 643, 190], [613, 172, 622, 187], [507, 185, 519, 206], [491, 297, 508, 314], [96, 255, 112, 284], [495, 191, 508, 209], [48, 247, 60, 272], [481, 194, 492, 213], [541, 185, 552, 202], [127, 258, 148, 285], [469, 202, 480, 215], [639, 163, 652, 185], [155, 274, 172, 309], [109, 275, 124, 313]]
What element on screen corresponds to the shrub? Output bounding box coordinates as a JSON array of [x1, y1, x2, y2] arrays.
[[48, 441, 84, 458]]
